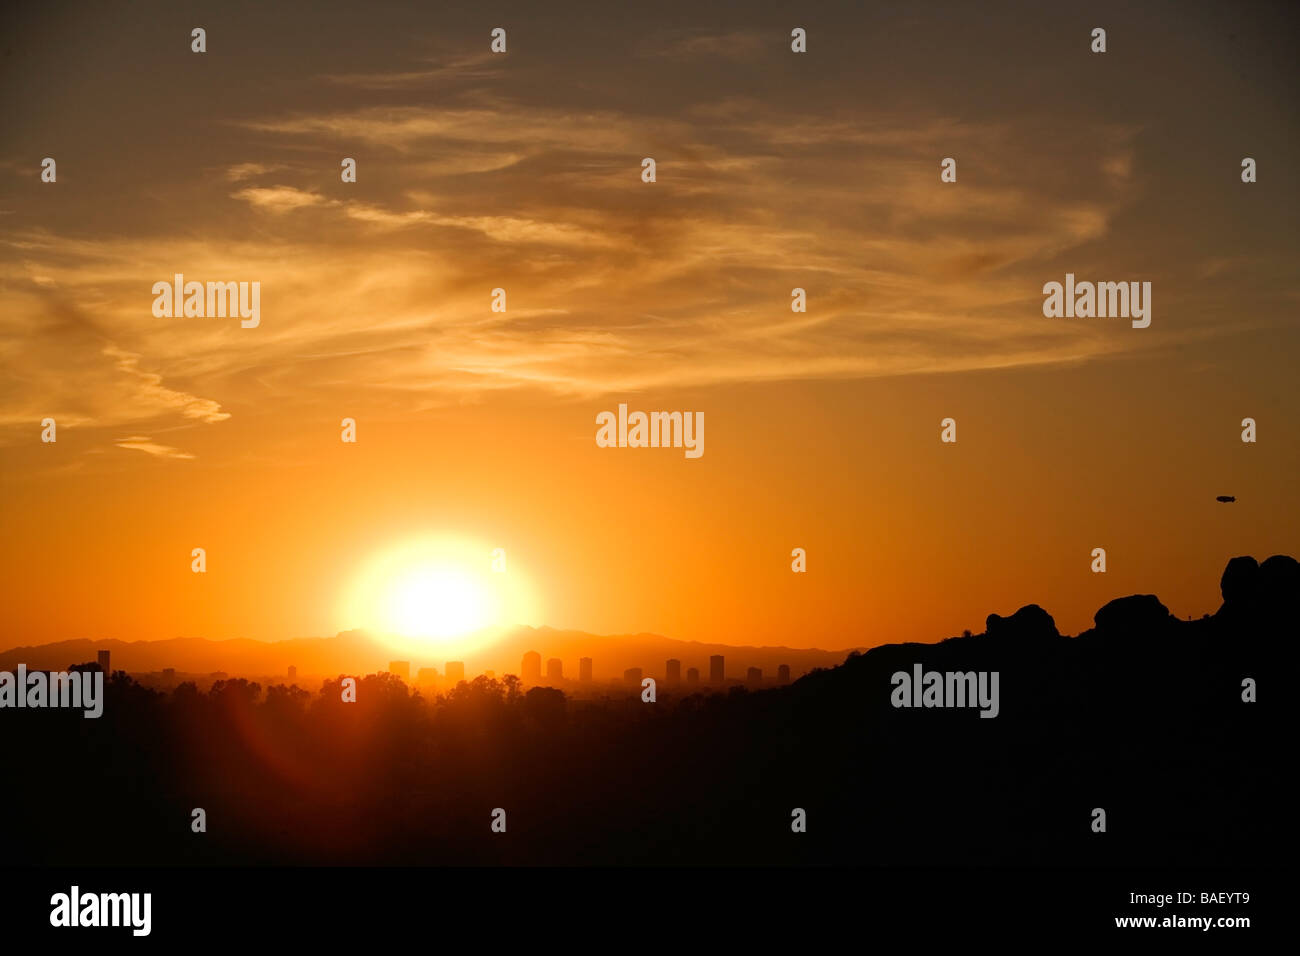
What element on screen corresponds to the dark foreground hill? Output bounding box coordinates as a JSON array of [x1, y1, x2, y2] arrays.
[[1, 555, 1290, 866]]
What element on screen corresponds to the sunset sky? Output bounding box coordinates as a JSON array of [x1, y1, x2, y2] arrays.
[[1, 0, 1296, 655]]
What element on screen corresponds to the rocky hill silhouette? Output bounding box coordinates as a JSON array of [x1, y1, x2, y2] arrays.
[[1, 555, 1288, 866]]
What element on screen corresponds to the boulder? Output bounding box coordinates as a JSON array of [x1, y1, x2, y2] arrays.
[[1219, 555, 1260, 609], [1093, 594, 1172, 635], [985, 604, 1059, 640]]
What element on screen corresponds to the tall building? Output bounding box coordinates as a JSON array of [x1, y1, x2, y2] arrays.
[[389, 661, 411, 681], [778, 664, 791, 684], [97, 650, 110, 675], [747, 666, 763, 684], [445, 661, 465, 683], [579, 657, 593, 682], [287, 665, 298, 681], [522, 650, 542, 683], [546, 658, 563, 681], [709, 654, 724, 683], [666, 659, 681, 683], [686, 667, 700, 684], [416, 667, 438, 684], [624, 667, 643, 685]]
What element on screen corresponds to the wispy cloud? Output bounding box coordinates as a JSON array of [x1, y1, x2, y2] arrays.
[[636, 30, 768, 60], [320, 53, 504, 89], [14, 73, 1281, 452], [114, 436, 196, 460], [231, 185, 329, 213], [102, 346, 231, 425], [223, 162, 286, 183]]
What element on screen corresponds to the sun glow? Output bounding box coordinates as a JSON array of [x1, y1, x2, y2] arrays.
[[339, 536, 541, 658], [386, 564, 492, 639]]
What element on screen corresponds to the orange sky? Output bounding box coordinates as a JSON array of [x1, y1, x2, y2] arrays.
[[1, 0, 1297, 653]]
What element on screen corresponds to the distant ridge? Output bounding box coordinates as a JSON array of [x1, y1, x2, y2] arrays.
[[0, 626, 861, 682]]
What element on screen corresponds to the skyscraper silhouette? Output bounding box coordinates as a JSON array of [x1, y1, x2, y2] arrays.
[[546, 658, 562, 681], [746, 666, 762, 684], [686, 667, 700, 684], [522, 650, 542, 683], [778, 664, 791, 684], [666, 659, 681, 683], [579, 657, 593, 682], [97, 650, 110, 675], [624, 667, 643, 685], [709, 654, 724, 683]]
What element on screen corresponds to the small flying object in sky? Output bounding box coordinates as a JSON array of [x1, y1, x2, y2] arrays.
[[1216, 495, 1236, 503]]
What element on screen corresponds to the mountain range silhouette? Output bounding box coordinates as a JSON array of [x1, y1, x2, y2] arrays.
[[0, 625, 855, 683]]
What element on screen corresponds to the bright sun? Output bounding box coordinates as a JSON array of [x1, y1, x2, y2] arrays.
[[339, 535, 541, 658], [386, 563, 492, 639]]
